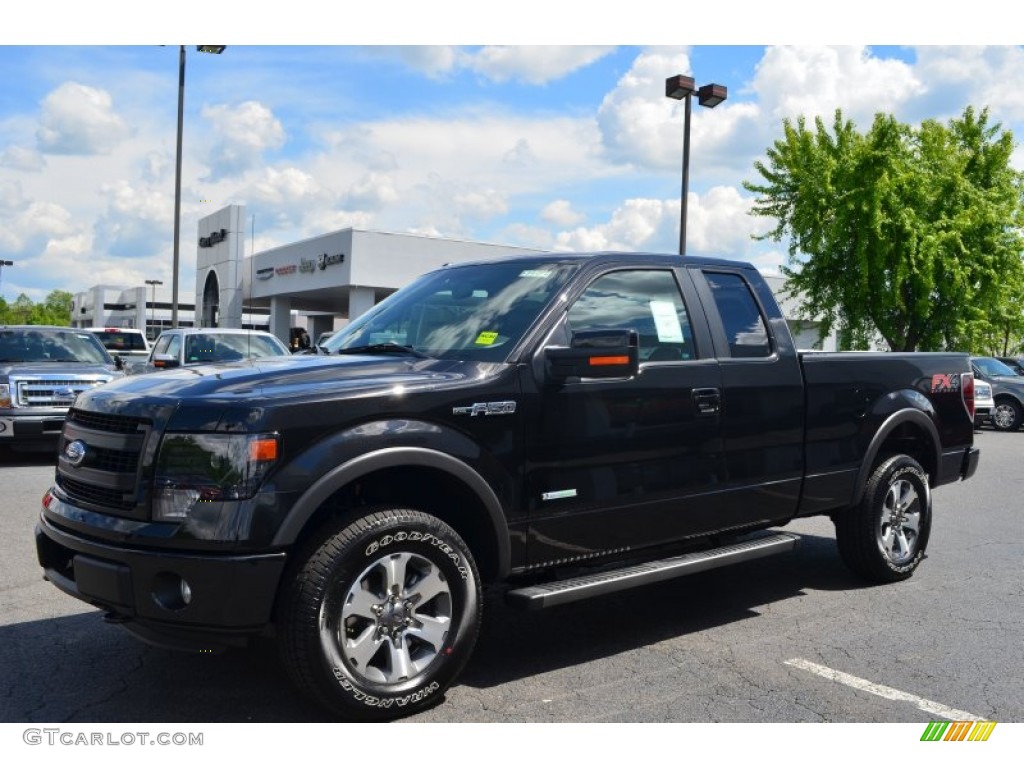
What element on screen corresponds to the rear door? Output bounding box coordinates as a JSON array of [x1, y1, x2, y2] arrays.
[[689, 267, 805, 525]]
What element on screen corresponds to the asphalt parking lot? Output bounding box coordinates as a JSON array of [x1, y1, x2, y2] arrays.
[[1, 429, 1021, 723]]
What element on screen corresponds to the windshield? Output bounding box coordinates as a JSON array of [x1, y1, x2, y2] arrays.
[[184, 333, 291, 363], [0, 328, 112, 364], [324, 260, 578, 362], [974, 357, 1018, 378]]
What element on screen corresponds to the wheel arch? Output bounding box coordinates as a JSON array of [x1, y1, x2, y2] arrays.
[[272, 446, 511, 580], [851, 407, 940, 506]]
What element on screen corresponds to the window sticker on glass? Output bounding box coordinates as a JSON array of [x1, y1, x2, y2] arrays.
[[474, 331, 499, 346], [519, 269, 553, 278], [649, 300, 684, 342]]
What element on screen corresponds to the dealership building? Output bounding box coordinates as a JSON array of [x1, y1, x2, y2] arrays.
[[71, 203, 837, 351]]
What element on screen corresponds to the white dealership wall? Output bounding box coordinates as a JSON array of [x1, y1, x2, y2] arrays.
[[197, 205, 542, 345]]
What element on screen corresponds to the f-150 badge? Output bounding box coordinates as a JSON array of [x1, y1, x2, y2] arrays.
[[452, 401, 517, 417]]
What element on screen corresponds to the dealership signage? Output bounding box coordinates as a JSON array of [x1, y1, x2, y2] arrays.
[[275, 265, 297, 275], [299, 258, 316, 274], [318, 252, 345, 270], [255, 267, 274, 280], [198, 228, 228, 248]]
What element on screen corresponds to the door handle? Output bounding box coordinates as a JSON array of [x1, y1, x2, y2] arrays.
[[693, 388, 721, 416]]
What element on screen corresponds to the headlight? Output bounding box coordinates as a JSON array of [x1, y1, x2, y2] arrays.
[[0, 384, 10, 408], [153, 432, 279, 522]]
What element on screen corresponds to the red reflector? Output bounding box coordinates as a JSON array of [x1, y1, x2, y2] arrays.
[[42, 491, 53, 508], [154, 360, 165, 367], [589, 355, 630, 366]]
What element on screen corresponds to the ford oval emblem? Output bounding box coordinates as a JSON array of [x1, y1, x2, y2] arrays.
[[64, 440, 87, 467]]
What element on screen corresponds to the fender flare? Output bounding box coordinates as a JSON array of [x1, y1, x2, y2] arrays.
[[851, 407, 940, 506], [271, 446, 511, 578]]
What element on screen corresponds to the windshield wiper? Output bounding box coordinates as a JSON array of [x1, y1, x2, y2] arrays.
[[336, 343, 431, 359]]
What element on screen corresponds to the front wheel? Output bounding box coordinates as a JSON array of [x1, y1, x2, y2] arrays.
[[279, 508, 482, 719], [835, 455, 931, 583], [991, 398, 1022, 432]]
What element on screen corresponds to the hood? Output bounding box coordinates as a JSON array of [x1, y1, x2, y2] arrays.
[[72, 353, 496, 417]]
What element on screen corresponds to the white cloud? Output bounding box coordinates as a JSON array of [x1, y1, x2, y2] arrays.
[[453, 187, 507, 219], [911, 46, 1024, 123], [463, 46, 616, 85], [342, 172, 400, 211], [36, 82, 132, 155], [373, 46, 460, 78], [541, 199, 584, 227], [201, 101, 286, 178], [552, 186, 775, 263], [752, 46, 924, 125], [93, 179, 173, 258], [597, 48, 693, 169], [1, 145, 45, 171]]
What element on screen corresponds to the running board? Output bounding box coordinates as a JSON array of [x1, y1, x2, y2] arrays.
[[505, 532, 800, 610]]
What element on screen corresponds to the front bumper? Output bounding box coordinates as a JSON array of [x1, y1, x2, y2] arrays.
[[0, 410, 67, 445], [36, 512, 287, 652]]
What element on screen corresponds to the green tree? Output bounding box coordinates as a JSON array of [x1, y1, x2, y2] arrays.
[[745, 107, 1024, 352], [34, 290, 74, 326]]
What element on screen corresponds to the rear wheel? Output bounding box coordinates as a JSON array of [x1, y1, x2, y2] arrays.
[[991, 398, 1022, 431], [836, 455, 931, 583], [279, 508, 482, 719]]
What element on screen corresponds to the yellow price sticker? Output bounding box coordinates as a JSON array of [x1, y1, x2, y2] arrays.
[[474, 331, 499, 345]]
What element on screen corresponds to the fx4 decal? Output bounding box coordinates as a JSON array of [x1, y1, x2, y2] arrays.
[[929, 373, 962, 393]]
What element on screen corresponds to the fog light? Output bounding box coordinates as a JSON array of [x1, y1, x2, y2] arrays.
[[180, 579, 192, 606]]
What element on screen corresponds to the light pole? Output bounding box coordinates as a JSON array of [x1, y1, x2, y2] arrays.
[[0, 259, 12, 298], [145, 279, 163, 339], [665, 75, 727, 255], [171, 45, 225, 330]]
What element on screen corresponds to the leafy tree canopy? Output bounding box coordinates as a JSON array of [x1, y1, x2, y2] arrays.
[[0, 290, 73, 327], [745, 107, 1024, 352]]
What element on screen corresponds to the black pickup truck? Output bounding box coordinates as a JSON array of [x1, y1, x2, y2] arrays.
[[35, 252, 979, 718]]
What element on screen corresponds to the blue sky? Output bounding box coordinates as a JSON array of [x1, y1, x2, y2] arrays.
[[2, 4, 1023, 304]]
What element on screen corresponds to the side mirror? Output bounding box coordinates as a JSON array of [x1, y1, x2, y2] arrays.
[[112, 354, 124, 371], [545, 329, 639, 382], [151, 353, 180, 369]]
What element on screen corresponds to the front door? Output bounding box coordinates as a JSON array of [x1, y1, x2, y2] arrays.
[[522, 267, 727, 567]]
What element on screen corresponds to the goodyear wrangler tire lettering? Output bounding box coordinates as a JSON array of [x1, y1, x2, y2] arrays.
[[835, 455, 931, 583], [280, 508, 481, 720]]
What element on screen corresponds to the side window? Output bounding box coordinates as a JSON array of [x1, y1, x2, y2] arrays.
[[567, 270, 695, 362], [703, 272, 771, 358]]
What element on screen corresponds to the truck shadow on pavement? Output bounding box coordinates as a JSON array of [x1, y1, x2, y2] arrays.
[[460, 531, 863, 690], [1, 533, 865, 722]]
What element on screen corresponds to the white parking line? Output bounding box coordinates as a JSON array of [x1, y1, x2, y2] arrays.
[[784, 658, 981, 721]]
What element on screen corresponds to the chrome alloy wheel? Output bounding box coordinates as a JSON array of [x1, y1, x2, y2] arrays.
[[992, 403, 1017, 430], [320, 551, 452, 686], [876, 477, 921, 566]]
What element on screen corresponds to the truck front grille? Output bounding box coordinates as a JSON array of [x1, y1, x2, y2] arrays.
[[13, 377, 109, 407], [55, 408, 154, 520]]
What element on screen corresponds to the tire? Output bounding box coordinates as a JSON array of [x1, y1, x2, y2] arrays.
[[990, 398, 1022, 432], [279, 508, 482, 720], [835, 455, 931, 583]]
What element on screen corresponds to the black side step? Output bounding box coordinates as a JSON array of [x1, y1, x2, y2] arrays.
[[505, 532, 800, 610]]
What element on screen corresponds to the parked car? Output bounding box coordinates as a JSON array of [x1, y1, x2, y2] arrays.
[[974, 378, 995, 429], [996, 357, 1024, 376], [139, 328, 291, 373], [1, 325, 123, 451], [971, 356, 1024, 431], [85, 327, 150, 372]]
